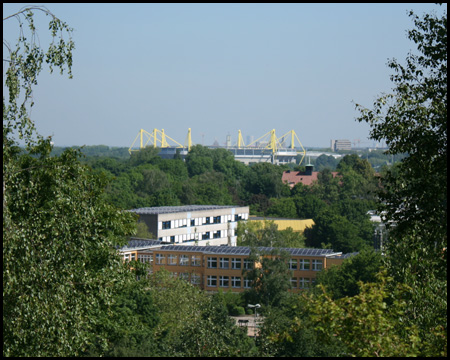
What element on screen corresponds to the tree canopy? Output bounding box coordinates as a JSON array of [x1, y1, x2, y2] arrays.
[[355, 6, 447, 355]]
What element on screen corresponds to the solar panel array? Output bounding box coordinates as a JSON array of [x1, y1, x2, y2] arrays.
[[121, 238, 164, 250], [157, 245, 336, 257], [128, 205, 238, 215]]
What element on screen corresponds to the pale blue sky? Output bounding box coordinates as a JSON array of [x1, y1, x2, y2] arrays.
[[3, 3, 446, 148]]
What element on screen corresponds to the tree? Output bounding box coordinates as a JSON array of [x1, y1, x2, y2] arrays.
[[314, 154, 338, 171], [243, 162, 288, 200], [236, 220, 305, 248], [243, 248, 292, 309], [314, 249, 383, 299], [3, 7, 138, 356], [145, 270, 256, 356], [304, 207, 371, 253], [355, 6, 447, 355], [305, 272, 423, 357], [266, 197, 297, 218]]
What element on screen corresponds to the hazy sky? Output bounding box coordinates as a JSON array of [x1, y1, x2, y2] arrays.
[[3, 3, 445, 148]]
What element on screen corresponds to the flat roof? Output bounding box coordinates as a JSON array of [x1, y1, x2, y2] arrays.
[[327, 252, 359, 259], [155, 245, 340, 257], [128, 205, 246, 215], [119, 238, 166, 251], [250, 216, 312, 221]]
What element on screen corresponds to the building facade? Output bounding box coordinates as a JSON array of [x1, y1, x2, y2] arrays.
[[128, 205, 249, 246], [331, 139, 352, 152], [120, 244, 349, 293], [249, 217, 315, 232]]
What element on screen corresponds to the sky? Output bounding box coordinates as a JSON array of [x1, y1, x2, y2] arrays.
[[3, 3, 446, 148]]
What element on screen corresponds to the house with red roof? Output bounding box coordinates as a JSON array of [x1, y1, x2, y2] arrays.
[[282, 164, 339, 188]]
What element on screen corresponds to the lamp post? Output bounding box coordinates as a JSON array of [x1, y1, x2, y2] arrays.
[[247, 304, 261, 338]]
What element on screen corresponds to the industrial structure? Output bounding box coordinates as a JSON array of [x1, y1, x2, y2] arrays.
[[128, 128, 306, 165]]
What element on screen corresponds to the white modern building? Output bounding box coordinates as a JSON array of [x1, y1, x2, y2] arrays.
[[129, 205, 249, 246]]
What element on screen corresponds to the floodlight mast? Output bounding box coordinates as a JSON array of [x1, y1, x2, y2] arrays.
[[247, 304, 261, 338]]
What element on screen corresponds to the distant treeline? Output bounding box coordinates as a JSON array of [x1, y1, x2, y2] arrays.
[[50, 144, 406, 171]]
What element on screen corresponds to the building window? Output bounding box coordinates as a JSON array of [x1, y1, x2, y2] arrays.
[[231, 258, 241, 269], [289, 259, 298, 270], [231, 276, 241, 288], [179, 254, 189, 266], [207, 275, 217, 287], [299, 277, 310, 289], [213, 230, 221, 238], [205, 217, 211, 224], [179, 273, 189, 281], [191, 219, 195, 226], [299, 259, 310, 270], [191, 273, 201, 285], [168, 254, 177, 265], [138, 254, 153, 264], [162, 221, 171, 229], [155, 253, 165, 265], [192, 255, 201, 267], [170, 236, 175, 243], [213, 216, 221, 224], [207, 257, 217, 269], [202, 232, 210, 240], [219, 276, 229, 288], [219, 257, 229, 269], [312, 259, 323, 271], [243, 259, 253, 270], [291, 277, 298, 288], [243, 277, 252, 288]]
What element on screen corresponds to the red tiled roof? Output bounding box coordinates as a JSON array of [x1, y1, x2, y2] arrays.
[[282, 170, 339, 188]]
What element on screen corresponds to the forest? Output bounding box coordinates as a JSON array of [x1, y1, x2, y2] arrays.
[[3, 5, 446, 357]]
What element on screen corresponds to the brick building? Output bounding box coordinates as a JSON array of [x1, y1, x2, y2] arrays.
[[120, 243, 350, 293]]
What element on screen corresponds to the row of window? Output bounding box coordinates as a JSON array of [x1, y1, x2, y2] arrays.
[[155, 253, 202, 266], [289, 259, 323, 271], [206, 257, 253, 270], [207, 275, 251, 288], [135, 253, 323, 271], [158, 213, 248, 230], [159, 229, 231, 243], [205, 276, 314, 289]]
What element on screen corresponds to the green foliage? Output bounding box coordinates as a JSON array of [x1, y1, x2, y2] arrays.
[[3, 146, 137, 357], [305, 272, 423, 357], [315, 249, 383, 299], [145, 270, 257, 356], [237, 220, 306, 248], [181, 171, 233, 205], [243, 162, 288, 200], [212, 289, 246, 316], [304, 207, 372, 253], [85, 280, 160, 357], [313, 154, 338, 171], [266, 197, 297, 218], [3, 6, 74, 150], [355, 6, 447, 355], [135, 221, 156, 239], [243, 248, 292, 309], [257, 294, 343, 357]]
